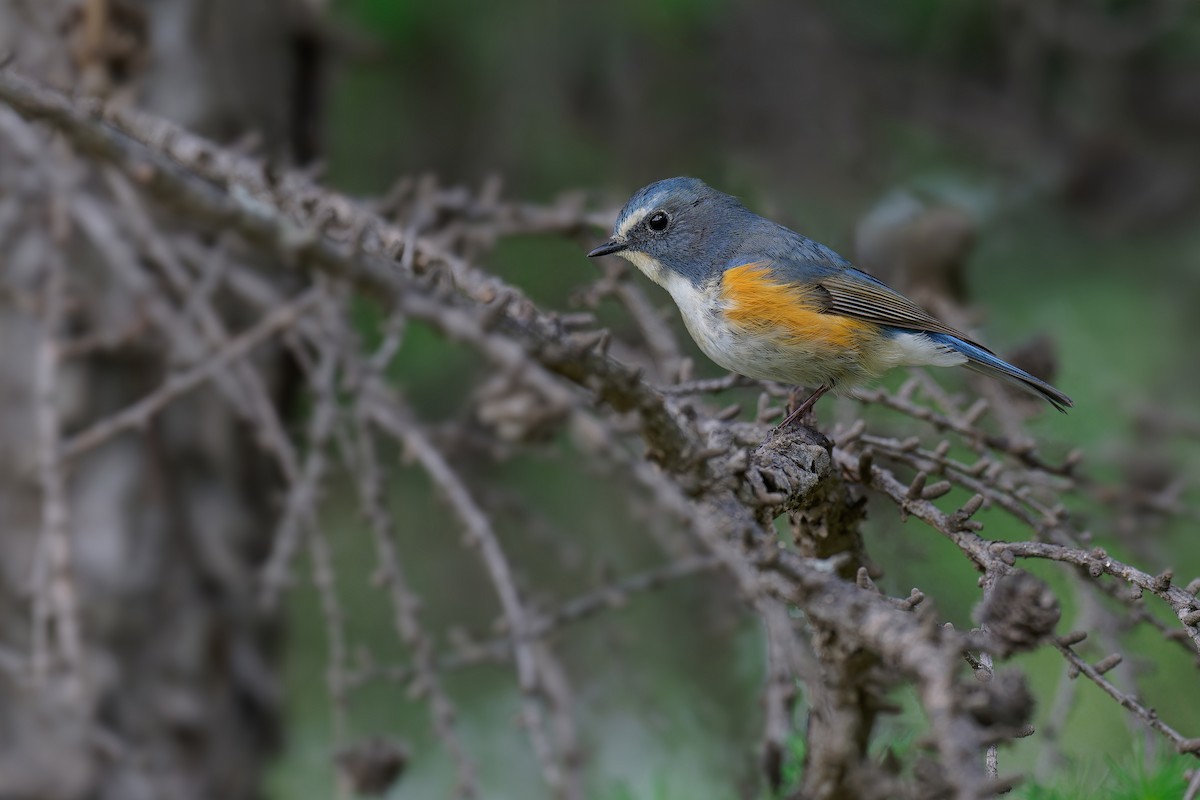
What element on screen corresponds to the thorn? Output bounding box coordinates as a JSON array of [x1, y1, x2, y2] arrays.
[[1153, 570, 1174, 592], [963, 398, 989, 425], [959, 494, 986, 517], [906, 471, 928, 500], [1181, 609, 1200, 627], [571, 329, 610, 357], [836, 419, 866, 446], [1093, 654, 1123, 675], [751, 487, 788, 507], [856, 449, 874, 480], [715, 404, 742, 421], [677, 357, 694, 382], [921, 480, 952, 500], [1056, 631, 1088, 647], [980, 775, 1022, 795], [1010, 438, 1036, 456], [856, 567, 879, 593], [684, 446, 726, 469], [968, 457, 992, 476]]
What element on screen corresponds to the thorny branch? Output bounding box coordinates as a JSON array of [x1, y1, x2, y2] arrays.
[[370, 397, 584, 800], [1, 66, 1198, 799], [32, 253, 84, 694], [349, 400, 481, 797]]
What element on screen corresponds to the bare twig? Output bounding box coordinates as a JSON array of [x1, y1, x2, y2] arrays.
[[32, 253, 84, 691], [370, 400, 582, 800], [258, 292, 342, 606], [4, 64, 1196, 800], [1054, 640, 1198, 755], [344, 339, 480, 797], [62, 288, 319, 462], [342, 554, 720, 691]]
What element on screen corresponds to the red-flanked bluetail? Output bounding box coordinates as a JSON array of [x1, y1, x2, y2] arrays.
[[588, 178, 1072, 426]]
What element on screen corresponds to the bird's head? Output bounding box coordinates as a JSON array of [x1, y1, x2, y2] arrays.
[[588, 177, 749, 288]]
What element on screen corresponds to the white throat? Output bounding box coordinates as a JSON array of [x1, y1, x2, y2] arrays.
[[618, 250, 669, 288]]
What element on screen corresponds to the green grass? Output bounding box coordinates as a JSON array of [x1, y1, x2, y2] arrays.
[[1017, 749, 1193, 800]]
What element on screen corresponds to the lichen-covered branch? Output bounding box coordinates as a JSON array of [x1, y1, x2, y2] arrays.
[[2, 65, 1196, 800]]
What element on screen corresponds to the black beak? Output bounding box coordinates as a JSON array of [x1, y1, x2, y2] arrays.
[[587, 239, 628, 258]]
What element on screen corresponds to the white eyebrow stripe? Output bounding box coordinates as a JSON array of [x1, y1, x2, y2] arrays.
[[616, 203, 651, 239]]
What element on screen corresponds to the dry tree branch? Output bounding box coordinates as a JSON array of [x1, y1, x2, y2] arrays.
[[370, 398, 583, 800], [265, 292, 353, 741], [348, 402, 481, 798], [100, 166, 308, 470], [335, 304, 483, 797], [1186, 767, 1200, 800], [4, 64, 1197, 800], [832, 441, 1200, 649], [258, 289, 343, 607], [1054, 638, 1200, 755], [340, 554, 720, 692], [0, 68, 698, 466], [61, 287, 320, 462], [31, 252, 84, 692]]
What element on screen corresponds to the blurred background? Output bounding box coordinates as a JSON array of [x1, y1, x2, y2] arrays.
[[2, 0, 1199, 798], [266, 1, 1199, 797]]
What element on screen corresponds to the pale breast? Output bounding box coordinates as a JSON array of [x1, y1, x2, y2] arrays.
[[661, 271, 866, 387], [626, 253, 947, 389]]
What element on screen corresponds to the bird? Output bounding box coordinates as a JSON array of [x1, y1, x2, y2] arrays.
[[587, 177, 1072, 428]]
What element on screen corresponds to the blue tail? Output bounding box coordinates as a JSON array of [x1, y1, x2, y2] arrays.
[[928, 333, 1073, 413]]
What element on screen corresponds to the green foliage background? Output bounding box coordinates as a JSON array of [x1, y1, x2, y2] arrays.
[[269, 1, 1200, 797]]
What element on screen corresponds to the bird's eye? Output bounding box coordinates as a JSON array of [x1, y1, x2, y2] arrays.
[[646, 211, 670, 232]]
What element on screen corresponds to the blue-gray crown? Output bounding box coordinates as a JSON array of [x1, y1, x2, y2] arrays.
[[613, 177, 721, 234]]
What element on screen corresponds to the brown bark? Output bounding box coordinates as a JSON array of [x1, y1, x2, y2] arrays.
[[0, 2, 311, 797]]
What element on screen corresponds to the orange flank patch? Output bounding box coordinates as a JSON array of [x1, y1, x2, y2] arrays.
[[720, 262, 873, 350]]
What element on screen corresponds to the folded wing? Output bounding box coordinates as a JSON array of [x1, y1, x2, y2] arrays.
[[816, 269, 983, 346], [811, 268, 1073, 411]]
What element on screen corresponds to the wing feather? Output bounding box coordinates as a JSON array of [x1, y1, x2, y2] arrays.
[[816, 269, 993, 352]]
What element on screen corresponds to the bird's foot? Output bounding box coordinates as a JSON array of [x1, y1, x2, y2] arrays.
[[774, 384, 830, 431]]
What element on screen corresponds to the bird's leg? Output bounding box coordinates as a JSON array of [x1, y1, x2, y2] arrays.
[[777, 384, 831, 430], [786, 386, 804, 415]]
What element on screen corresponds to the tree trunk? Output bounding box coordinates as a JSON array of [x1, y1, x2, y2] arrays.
[[0, 2, 314, 797]]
